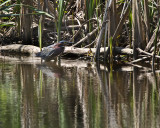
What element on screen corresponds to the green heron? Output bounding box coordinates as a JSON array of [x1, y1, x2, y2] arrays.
[[36, 40, 72, 61]]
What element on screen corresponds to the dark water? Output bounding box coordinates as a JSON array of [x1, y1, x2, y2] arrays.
[[0, 58, 160, 128]]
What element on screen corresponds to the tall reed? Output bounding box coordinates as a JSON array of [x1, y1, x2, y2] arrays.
[[57, 0, 67, 42], [38, 16, 42, 51]]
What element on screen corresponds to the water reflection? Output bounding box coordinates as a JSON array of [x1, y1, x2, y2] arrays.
[[0, 60, 160, 128], [37, 62, 64, 78]]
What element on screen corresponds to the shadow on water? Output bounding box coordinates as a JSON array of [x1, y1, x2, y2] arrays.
[[0, 58, 160, 127]]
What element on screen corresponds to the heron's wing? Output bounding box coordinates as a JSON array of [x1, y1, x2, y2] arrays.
[[36, 43, 64, 61], [37, 47, 54, 58], [47, 47, 63, 57]]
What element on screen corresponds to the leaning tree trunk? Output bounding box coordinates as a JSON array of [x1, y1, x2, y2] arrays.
[[22, 0, 33, 45], [132, 0, 142, 60]]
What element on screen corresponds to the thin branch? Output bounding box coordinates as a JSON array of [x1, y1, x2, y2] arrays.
[[71, 27, 98, 47], [69, 18, 98, 42], [130, 56, 151, 63], [137, 48, 160, 59]]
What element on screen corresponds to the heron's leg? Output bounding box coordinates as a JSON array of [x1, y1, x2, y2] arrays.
[[58, 56, 61, 66]]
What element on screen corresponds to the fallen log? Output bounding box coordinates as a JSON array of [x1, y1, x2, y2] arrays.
[[0, 44, 40, 56], [0, 44, 133, 57], [65, 47, 133, 56]]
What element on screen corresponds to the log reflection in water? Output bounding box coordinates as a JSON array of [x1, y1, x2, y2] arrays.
[[1, 59, 160, 128]]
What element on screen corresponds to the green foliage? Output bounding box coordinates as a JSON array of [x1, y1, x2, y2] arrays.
[[109, 37, 113, 61], [38, 17, 42, 51], [129, 9, 132, 29], [0, 4, 54, 18], [117, 0, 125, 4], [128, 8, 132, 48], [86, 0, 101, 32], [0, 0, 11, 7], [0, 22, 14, 27], [56, 0, 68, 42]]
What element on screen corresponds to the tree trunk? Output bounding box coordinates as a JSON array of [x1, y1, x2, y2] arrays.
[[107, 1, 116, 62], [22, 0, 33, 45], [108, 1, 116, 43]]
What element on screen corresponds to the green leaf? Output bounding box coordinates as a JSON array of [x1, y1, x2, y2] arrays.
[[0, 0, 11, 7], [0, 4, 54, 19], [0, 22, 15, 27]]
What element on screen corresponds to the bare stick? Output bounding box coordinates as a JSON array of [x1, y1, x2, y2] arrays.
[[145, 20, 160, 52], [137, 48, 160, 59], [69, 18, 98, 42], [83, 40, 96, 48], [71, 27, 98, 47], [130, 56, 151, 63]]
